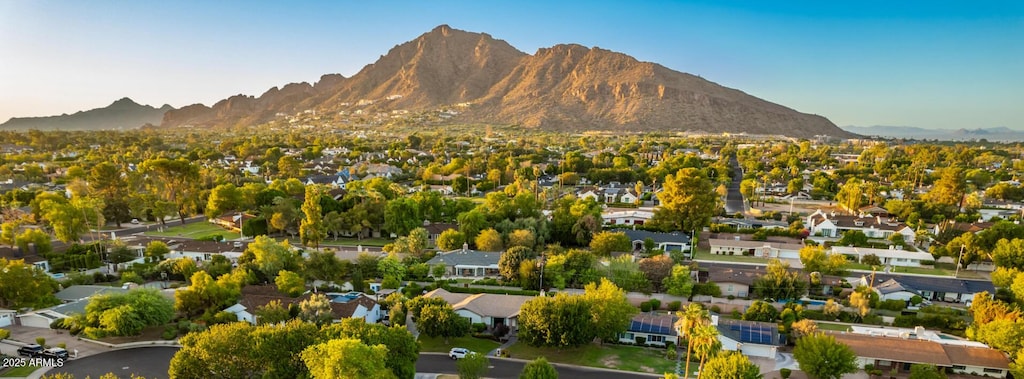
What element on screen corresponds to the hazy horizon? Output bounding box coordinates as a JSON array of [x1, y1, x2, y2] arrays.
[[1, 1, 1021, 130]]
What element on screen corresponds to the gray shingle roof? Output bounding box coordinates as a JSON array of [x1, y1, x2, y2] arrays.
[[425, 250, 502, 267], [621, 229, 691, 244], [55, 285, 128, 302]]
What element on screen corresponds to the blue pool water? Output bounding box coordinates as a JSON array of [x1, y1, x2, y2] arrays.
[[781, 299, 828, 306]]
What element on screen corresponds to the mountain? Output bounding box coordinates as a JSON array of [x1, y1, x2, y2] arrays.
[[1, 98, 173, 131], [162, 25, 853, 138], [841, 125, 1024, 142]]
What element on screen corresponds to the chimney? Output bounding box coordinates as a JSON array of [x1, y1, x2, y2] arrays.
[[462, 242, 469, 253]]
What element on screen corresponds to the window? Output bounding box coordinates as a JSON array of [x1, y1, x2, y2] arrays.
[[621, 333, 634, 340], [984, 368, 1003, 374], [648, 335, 664, 343], [951, 365, 966, 370]]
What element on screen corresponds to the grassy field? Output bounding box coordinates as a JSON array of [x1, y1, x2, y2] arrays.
[[144, 222, 240, 240], [418, 335, 501, 354], [0, 365, 40, 378], [817, 322, 853, 332], [505, 342, 679, 375]]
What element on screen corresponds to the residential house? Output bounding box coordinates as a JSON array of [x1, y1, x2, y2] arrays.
[[18, 285, 129, 328], [576, 187, 602, 203], [602, 210, 653, 226], [0, 308, 17, 327], [422, 222, 458, 244], [806, 210, 916, 243], [618, 313, 678, 347], [224, 285, 380, 325], [830, 246, 934, 268], [714, 316, 784, 358], [705, 267, 763, 298], [719, 218, 789, 230], [423, 288, 532, 329], [0, 246, 51, 273], [210, 213, 256, 233], [859, 274, 995, 304], [424, 246, 501, 278], [620, 230, 691, 253], [831, 331, 1010, 378], [708, 239, 804, 260]]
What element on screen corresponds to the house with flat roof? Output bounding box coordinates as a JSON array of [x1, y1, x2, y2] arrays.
[[708, 238, 804, 260], [620, 229, 691, 253], [830, 246, 933, 268], [713, 316, 784, 358], [423, 288, 532, 329], [858, 274, 994, 304]]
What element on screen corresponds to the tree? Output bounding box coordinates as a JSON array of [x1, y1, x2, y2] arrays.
[[246, 235, 299, 279], [303, 250, 346, 284], [475, 228, 504, 252], [799, 245, 829, 273], [742, 300, 779, 322], [320, 318, 420, 379], [793, 333, 858, 379], [518, 292, 595, 348], [417, 303, 470, 344], [14, 228, 51, 255], [581, 278, 637, 343], [507, 229, 537, 250], [692, 324, 721, 377], [457, 209, 488, 244], [300, 184, 327, 249], [751, 259, 807, 300], [823, 298, 842, 319], [145, 240, 170, 262], [589, 231, 630, 256], [88, 162, 130, 227], [651, 168, 717, 232], [0, 258, 60, 309], [378, 255, 406, 285], [169, 320, 321, 379], [384, 198, 421, 237], [663, 265, 694, 297], [700, 351, 763, 379], [676, 303, 708, 379], [174, 271, 242, 318], [908, 364, 947, 379], [205, 183, 242, 218], [638, 255, 674, 292], [456, 352, 489, 379], [924, 168, 966, 216], [791, 319, 819, 339], [849, 291, 871, 320], [835, 230, 869, 247], [992, 238, 1024, 270], [436, 229, 466, 251], [77, 288, 174, 337], [499, 246, 535, 283], [140, 158, 200, 224], [835, 178, 863, 214], [519, 357, 558, 379], [275, 270, 306, 297], [255, 300, 292, 325], [301, 338, 396, 379]]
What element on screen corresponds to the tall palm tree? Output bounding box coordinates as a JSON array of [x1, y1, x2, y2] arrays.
[[676, 303, 709, 379], [692, 324, 721, 379]]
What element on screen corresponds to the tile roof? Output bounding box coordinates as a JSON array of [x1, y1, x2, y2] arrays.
[[423, 288, 533, 319], [942, 344, 1011, 369], [830, 332, 1010, 369]]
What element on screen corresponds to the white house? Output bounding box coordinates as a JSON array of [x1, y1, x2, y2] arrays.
[[602, 210, 653, 226], [0, 308, 17, 327], [423, 288, 532, 329], [424, 246, 501, 278], [806, 210, 916, 243], [620, 230, 691, 253], [618, 313, 678, 347], [829, 246, 934, 268], [707, 239, 804, 260], [832, 332, 1010, 378]]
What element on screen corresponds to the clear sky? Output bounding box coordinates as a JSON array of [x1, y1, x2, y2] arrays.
[[1, 0, 1021, 130]]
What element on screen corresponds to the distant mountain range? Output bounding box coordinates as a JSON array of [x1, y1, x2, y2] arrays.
[[4, 25, 854, 138], [160, 25, 852, 138], [1, 98, 173, 131], [841, 125, 1024, 142]]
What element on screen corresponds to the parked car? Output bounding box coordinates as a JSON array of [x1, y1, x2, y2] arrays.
[[17, 344, 44, 357], [449, 347, 470, 360], [41, 347, 68, 360]]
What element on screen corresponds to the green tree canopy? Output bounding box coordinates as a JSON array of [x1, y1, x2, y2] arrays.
[[793, 333, 858, 379], [301, 338, 396, 379], [581, 278, 638, 343], [519, 357, 558, 379], [701, 351, 763, 379], [651, 168, 717, 232], [0, 258, 60, 309], [589, 231, 631, 256]]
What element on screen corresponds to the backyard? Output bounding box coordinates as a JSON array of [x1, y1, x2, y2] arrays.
[[144, 222, 239, 241]]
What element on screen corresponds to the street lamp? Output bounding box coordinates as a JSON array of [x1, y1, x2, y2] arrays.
[[537, 253, 546, 293], [954, 244, 965, 278]]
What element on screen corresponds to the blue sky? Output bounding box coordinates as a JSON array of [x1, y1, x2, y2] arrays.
[[1, 1, 1021, 130]]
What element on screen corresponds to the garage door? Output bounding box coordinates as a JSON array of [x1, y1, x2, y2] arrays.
[[740, 344, 776, 358], [0, 314, 11, 327], [17, 315, 53, 329]]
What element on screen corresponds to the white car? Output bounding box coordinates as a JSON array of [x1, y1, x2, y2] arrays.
[[449, 347, 470, 360]]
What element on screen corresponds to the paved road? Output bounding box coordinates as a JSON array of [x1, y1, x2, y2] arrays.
[[417, 353, 661, 379], [724, 154, 746, 214], [45, 347, 178, 379]]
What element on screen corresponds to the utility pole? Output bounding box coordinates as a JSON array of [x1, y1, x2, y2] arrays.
[[955, 244, 965, 278]]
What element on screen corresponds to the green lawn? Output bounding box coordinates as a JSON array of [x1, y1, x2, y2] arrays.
[[692, 249, 769, 264], [418, 335, 501, 354], [144, 222, 240, 240], [315, 237, 393, 247], [505, 342, 678, 375], [0, 365, 40, 377]]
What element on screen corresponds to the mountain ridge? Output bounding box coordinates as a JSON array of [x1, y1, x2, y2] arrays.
[[161, 25, 852, 138], [1, 98, 173, 131], [841, 125, 1024, 142]]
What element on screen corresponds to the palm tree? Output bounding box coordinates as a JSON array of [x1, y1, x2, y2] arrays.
[[692, 324, 721, 379], [676, 303, 709, 379]]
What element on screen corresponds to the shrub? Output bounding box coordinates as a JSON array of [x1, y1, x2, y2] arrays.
[[472, 323, 488, 333], [780, 368, 792, 379], [727, 295, 736, 300], [162, 325, 178, 340], [640, 301, 652, 312], [493, 324, 510, 339], [667, 301, 681, 312], [0, 329, 9, 340], [49, 318, 68, 330], [666, 347, 677, 360], [36, 337, 45, 347], [635, 336, 647, 345], [649, 299, 661, 311], [710, 305, 722, 314], [879, 299, 907, 311], [57, 342, 66, 349], [910, 296, 923, 306]]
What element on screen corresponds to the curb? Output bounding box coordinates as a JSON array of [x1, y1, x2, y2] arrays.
[[419, 352, 664, 377]]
